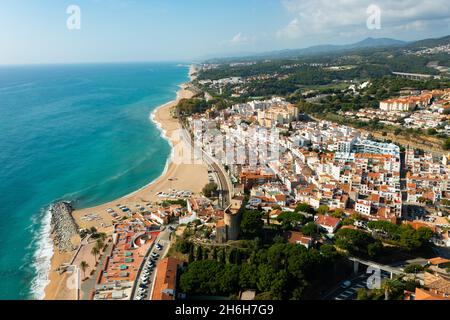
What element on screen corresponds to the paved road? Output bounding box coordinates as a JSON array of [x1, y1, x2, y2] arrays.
[[147, 226, 173, 300], [132, 224, 175, 300]]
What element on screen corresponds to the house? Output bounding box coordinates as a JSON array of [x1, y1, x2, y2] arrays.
[[150, 210, 169, 225], [273, 194, 287, 206], [315, 214, 341, 234], [423, 272, 450, 297], [428, 257, 450, 269], [151, 257, 183, 300], [355, 200, 372, 216], [240, 170, 277, 190], [404, 287, 450, 300], [284, 231, 314, 248]]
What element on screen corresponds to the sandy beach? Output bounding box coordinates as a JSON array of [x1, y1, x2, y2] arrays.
[[44, 65, 208, 300]]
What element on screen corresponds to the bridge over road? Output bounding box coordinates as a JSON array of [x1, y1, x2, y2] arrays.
[[349, 257, 405, 279]]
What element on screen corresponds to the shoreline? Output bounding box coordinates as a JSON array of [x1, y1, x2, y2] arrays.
[[43, 64, 208, 300]]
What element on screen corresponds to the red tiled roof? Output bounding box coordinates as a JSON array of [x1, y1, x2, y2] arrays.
[[284, 231, 312, 245], [428, 257, 450, 266], [151, 257, 182, 300], [414, 288, 449, 300], [315, 214, 341, 228]]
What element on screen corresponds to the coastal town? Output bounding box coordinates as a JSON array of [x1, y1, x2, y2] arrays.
[[4, 1, 450, 312], [44, 64, 450, 301], [341, 89, 450, 134]]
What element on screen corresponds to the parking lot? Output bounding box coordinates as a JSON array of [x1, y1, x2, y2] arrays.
[[134, 249, 161, 300], [327, 270, 391, 300], [133, 225, 175, 300]]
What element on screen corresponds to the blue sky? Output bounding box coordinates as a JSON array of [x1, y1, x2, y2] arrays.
[[0, 0, 449, 64]]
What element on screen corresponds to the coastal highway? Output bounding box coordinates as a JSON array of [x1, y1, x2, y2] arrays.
[[179, 124, 233, 209]]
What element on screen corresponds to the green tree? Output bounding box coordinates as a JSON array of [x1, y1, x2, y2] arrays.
[[98, 232, 107, 242], [368, 220, 400, 236], [240, 210, 264, 239], [317, 205, 330, 215], [179, 260, 239, 296], [277, 212, 306, 230], [301, 222, 319, 236], [211, 247, 218, 261], [179, 260, 220, 295], [202, 182, 218, 198], [254, 292, 276, 300], [218, 247, 226, 264], [219, 264, 241, 293], [239, 263, 258, 289], [270, 270, 288, 300], [295, 203, 315, 215], [202, 247, 210, 260], [176, 239, 192, 254], [335, 228, 382, 258], [427, 128, 437, 135], [331, 209, 345, 219], [96, 239, 105, 252], [257, 264, 277, 293], [195, 246, 203, 261], [367, 241, 383, 258], [188, 245, 195, 263], [91, 246, 100, 263], [404, 264, 425, 274], [398, 225, 432, 251], [382, 279, 402, 300], [80, 261, 89, 279], [443, 138, 450, 150]]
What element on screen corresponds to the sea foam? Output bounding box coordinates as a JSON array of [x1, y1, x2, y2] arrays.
[[29, 206, 54, 300]]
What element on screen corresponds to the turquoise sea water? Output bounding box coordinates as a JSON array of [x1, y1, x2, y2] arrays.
[[0, 63, 189, 299]]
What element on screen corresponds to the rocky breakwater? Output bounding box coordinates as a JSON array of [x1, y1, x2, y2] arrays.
[[50, 202, 79, 252]]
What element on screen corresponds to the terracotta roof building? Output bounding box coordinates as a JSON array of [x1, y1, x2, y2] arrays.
[[284, 231, 314, 248], [315, 214, 341, 234], [405, 288, 450, 300], [151, 257, 183, 300]]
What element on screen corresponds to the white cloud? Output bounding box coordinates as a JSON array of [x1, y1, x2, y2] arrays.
[[277, 0, 450, 40], [230, 32, 248, 45], [276, 18, 301, 39]]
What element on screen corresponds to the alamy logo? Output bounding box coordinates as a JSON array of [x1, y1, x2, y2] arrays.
[[65, 266, 80, 291], [67, 5, 81, 30], [366, 266, 381, 289], [366, 4, 381, 30], [168, 125, 281, 166]]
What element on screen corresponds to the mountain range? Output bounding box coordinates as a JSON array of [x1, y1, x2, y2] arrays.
[[259, 37, 407, 59], [204, 35, 450, 62]]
